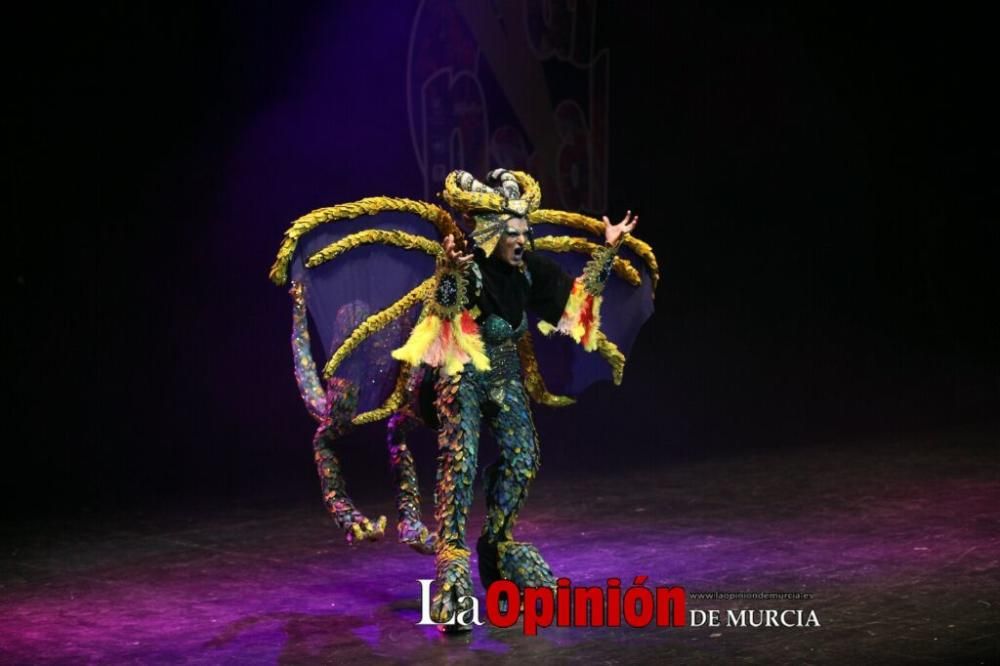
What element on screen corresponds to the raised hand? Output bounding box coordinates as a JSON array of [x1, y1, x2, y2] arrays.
[[442, 234, 474, 268], [603, 210, 639, 247]]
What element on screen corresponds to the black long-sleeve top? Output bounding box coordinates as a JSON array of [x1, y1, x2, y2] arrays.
[[470, 248, 575, 329]]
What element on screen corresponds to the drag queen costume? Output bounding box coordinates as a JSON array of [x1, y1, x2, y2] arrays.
[[269, 169, 658, 629]]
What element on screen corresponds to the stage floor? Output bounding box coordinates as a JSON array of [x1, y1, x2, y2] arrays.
[[2, 429, 997, 664]]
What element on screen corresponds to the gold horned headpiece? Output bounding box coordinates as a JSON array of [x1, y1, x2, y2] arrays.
[[442, 169, 542, 255]]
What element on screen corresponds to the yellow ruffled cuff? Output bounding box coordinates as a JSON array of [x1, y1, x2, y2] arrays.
[[392, 309, 490, 375], [537, 278, 602, 352], [392, 261, 491, 375]]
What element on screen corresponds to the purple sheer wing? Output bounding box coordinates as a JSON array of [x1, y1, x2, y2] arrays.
[[529, 223, 656, 396], [289, 212, 439, 414]]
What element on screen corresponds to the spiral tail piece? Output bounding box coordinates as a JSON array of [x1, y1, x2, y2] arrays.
[[311, 377, 387, 545], [388, 411, 437, 555], [290, 281, 386, 543], [289, 282, 327, 422]]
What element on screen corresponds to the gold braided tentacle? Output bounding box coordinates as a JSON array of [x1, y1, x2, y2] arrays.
[[528, 209, 660, 288], [270, 198, 461, 285], [517, 332, 575, 407], [352, 363, 412, 425], [322, 278, 435, 379], [306, 230, 442, 269], [596, 331, 626, 386], [532, 236, 641, 286]]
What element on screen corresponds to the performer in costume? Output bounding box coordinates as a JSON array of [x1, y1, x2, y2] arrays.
[[270, 169, 658, 631]]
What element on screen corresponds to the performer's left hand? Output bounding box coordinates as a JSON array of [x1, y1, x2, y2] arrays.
[[603, 210, 638, 246]]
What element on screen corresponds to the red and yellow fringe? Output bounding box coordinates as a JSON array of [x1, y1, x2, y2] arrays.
[[537, 279, 602, 352], [391, 310, 490, 376]]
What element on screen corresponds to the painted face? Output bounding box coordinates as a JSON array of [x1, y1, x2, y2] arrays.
[[492, 217, 530, 267]]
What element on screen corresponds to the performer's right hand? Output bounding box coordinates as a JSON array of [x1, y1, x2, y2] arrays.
[[443, 234, 474, 269]]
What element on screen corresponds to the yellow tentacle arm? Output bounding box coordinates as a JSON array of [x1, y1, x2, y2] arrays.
[[270, 197, 462, 285], [352, 363, 411, 426], [528, 209, 660, 288], [596, 331, 626, 386], [322, 278, 436, 379], [532, 236, 641, 286], [306, 229, 442, 268], [517, 333, 575, 407]]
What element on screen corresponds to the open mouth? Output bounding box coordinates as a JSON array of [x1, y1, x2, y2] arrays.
[[513, 246, 525, 260]]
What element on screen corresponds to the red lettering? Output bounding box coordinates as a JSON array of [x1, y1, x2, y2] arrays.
[[573, 586, 605, 626], [556, 578, 571, 626], [523, 587, 555, 636], [606, 578, 621, 627], [485, 580, 520, 628], [656, 586, 686, 627]]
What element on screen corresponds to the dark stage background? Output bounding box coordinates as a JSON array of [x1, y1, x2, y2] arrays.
[[6, 2, 996, 520]]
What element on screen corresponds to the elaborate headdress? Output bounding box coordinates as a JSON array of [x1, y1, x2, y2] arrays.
[[441, 169, 542, 254]]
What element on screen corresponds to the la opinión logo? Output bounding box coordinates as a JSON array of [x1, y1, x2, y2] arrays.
[[417, 576, 687, 635]]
